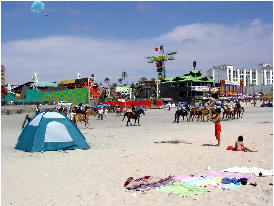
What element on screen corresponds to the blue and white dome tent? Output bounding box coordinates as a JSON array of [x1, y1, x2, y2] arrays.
[[15, 111, 90, 152]]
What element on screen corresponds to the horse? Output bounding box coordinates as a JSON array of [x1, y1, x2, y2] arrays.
[[199, 108, 211, 121], [122, 109, 145, 126], [73, 109, 96, 128], [234, 107, 244, 119], [174, 109, 189, 123], [189, 108, 201, 121], [222, 108, 235, 120], [209, 108, 216, 116]]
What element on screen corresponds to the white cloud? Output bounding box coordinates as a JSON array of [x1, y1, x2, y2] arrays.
[[2, 19, 272, 85]]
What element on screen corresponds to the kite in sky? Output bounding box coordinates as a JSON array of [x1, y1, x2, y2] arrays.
[[30, 1, 45, 14]]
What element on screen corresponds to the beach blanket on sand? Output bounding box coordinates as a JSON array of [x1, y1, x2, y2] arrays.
[[124, 176, 175, 191], [156, 183, 210, 197], [223, 167, 273, 177], [173, 175, 242, 190], [199, 171, 253, 180], [180, 176, 222, 187]]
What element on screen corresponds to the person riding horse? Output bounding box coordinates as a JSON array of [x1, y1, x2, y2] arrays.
[[77, 103, 86, 119], [236, 100, 241, 109], [35, 103, 40, 114], [132, 104, 140, 118]]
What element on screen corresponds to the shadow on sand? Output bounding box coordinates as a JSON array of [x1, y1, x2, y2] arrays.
[[202, 144, 218, 147]]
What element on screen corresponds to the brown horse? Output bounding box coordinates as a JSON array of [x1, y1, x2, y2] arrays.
[[199, 108, 211, 121], [222, 108, 235, 120], [73, 109, 96, 127], [234, 107, 244, 119], [122, 109, 145, 126], [189, 108, 201, 121], [209, 108, 216, 116]]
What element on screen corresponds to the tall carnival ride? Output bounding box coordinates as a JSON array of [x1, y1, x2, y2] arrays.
[[145, 45, 178, 79]]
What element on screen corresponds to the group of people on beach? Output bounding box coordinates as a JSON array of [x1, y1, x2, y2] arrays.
[[34, 99, 256, 152], [206, 102, 256, 152]]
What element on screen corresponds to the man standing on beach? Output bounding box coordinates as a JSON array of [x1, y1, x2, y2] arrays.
[[210, 108, 222, 146], [35, 103, 40, 114]]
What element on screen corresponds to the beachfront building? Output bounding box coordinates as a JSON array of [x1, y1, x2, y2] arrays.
[[139, 80, 161, 99], [159, 69, 214, 102], [206, 64, 273, 96], [115, 85, 133, 99], [58, 76, 100, 99]]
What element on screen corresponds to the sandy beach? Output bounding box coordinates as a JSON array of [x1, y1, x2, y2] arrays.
[[1, 104, 273, 206]]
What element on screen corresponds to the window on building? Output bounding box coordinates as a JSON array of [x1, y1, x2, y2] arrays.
[[246, 76, 250, 86], [233, 70, 236, 78], [228, 69, 231, 81]]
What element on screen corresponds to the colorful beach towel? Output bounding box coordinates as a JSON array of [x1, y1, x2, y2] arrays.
[[199, 171, 253, 180], [223, 167, 273, 177], [156, 183, 210, 197], [180, 176, 222, 187], [124, 176, 175, 191], [173, 175, 244, 190]]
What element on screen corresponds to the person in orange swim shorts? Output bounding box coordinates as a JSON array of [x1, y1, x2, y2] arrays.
[[210, 108, 222, 146]]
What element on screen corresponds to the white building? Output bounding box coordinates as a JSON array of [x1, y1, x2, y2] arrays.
[[206, 64, 273, 87]]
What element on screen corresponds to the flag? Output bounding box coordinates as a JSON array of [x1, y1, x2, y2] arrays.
[[155, 48, 158, 51], [160, 45, 163, 50]]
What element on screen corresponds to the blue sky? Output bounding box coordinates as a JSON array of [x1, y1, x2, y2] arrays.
[[1, 1, 273, 85]]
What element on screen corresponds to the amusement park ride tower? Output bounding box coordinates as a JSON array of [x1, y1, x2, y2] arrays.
[[145, 45, 178, 79]]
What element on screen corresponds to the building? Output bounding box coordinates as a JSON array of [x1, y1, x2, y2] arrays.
[[206, 64, 273, 96], [115, 85, 133, 99], [58, 76, 100, 99], [139, 80, 161, 99], [207, 64, 273, 87], [261, 64, 273, 85], [160, 69, 214, 102]]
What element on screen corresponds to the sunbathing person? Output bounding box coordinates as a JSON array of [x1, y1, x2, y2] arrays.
[[234, 136, 257, 152]]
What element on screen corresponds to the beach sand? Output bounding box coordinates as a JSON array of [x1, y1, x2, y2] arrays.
[[1, 105, 273, 205]]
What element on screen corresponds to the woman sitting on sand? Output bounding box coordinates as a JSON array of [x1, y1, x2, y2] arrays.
[[234, 136, 257, 152]]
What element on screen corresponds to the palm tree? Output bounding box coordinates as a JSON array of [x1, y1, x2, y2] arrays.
[[121, 71, 128, 84], [104, 77, 110, 86], [118, 78, 123, 86], [139, 77, 147, 84]]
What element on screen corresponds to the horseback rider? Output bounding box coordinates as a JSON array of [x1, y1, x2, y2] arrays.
[[70, 106, 77, 121], [203, 101, 211, 112], [185, 103, 190, 111], [220, 101, 225, 109], [77, 103, 86, 118], [179, 102, 186, 111], [226, 101, 233, 111], [132, 104, 140, 118], [236, 100, 241, 109], [194, 101, 200, 109], [35, 103, 40, 114]]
